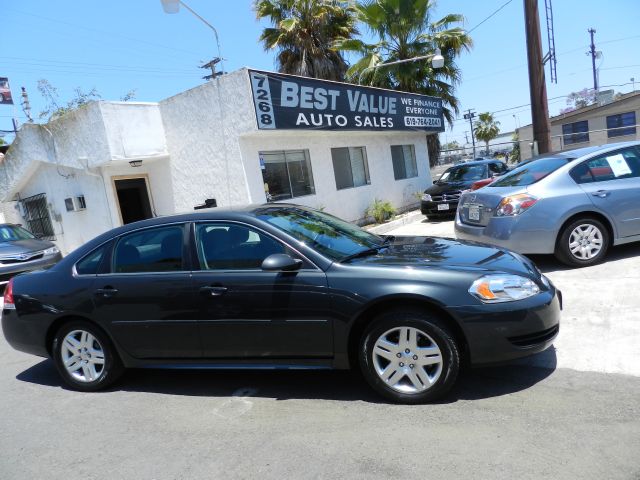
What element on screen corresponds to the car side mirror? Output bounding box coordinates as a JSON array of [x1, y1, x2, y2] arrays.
[[261, 253, 302, 272]]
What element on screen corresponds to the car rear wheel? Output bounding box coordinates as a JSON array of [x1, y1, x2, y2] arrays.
[[555, 217, 609, 267], [52, 321, 124, 391], [359, 309, 459, 404]]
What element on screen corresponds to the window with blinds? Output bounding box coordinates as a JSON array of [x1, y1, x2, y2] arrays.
[[390, 145, 418, 180], [331, 147, 371, 190]]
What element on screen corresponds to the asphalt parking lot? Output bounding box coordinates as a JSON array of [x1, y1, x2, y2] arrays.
[[1, 217, 639, 480]]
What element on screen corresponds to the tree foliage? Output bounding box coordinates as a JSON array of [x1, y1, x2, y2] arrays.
[[37, 79, 101, 121], [255, 0, 357, 81], [560, 88, 596, 114], [473, 112, 500, 154], [335, 0, 472, 165]]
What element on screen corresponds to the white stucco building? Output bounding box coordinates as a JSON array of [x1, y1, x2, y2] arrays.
[[0, 68, 441, 254]]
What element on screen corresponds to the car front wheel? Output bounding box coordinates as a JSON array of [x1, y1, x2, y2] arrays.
[[359, 309, 460, 404], [52, 321, 124, 391], [555, 217, 609, 267]]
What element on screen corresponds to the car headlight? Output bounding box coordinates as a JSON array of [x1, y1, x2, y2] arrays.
[[469, 274, 540, 303], [43, 246, 60, 256], [421, 193, 432, 201]]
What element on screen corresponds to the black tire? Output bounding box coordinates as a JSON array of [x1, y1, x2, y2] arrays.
[[555, 217, 610, 268], [359, 308, 459, 404], [52, 320, 124, 392]]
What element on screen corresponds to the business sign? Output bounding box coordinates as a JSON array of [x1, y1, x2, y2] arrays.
[[248, 69, 444, 133], [0, 77, 13, 105]]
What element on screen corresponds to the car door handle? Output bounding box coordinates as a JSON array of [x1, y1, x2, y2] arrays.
[[199, 286, 228, 297], [94, 287, 118, 298], [592, 190, 610, 198]]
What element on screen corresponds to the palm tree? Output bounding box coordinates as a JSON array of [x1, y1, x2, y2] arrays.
[[473, 112, 501, 156], [335, 0, 472, 128], [255, 0, 357, 81]]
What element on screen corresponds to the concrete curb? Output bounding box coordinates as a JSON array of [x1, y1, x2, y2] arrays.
[[364, 209, 424, 235]]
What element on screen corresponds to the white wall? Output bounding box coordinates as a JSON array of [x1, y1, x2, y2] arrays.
[[239, 130, 432, 222], [160, 69, 257, 212], [16, 163, 114, 254]]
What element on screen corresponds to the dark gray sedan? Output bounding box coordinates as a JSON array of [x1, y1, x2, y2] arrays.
[[0, 224, 62, 290], [2, 205, 560, 404]]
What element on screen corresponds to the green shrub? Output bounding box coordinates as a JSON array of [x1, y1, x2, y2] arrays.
[[365, 199, 396, 224]]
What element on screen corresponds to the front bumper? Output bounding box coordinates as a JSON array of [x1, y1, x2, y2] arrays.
[[0, 253, 62, 287], [454, 211, 557, 254], [421, 200, 459, 216], [451, 287, 561, 365]]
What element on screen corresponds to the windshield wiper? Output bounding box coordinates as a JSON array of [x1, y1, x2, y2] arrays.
[[340, 245, 388, 263]]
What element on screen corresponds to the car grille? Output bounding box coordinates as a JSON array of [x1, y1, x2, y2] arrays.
[[507, 325, 559, 348], [431, 190, 462, 202], [0, 252, 44, 264]]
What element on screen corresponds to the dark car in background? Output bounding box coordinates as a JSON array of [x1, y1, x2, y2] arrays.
[[421, 159, 508, 220], [2, 205, 560, 404], [0, 224, 62, 292]]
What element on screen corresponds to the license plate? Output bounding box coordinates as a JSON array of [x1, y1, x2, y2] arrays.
[[468, 205, 480, 221], [437, 204, 450, 211]]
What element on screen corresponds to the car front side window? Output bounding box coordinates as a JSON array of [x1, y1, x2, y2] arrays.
[[196, 223, 288, 270]]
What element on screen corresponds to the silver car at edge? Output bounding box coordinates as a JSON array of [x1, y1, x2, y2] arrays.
[[454, 141, 640, 267]]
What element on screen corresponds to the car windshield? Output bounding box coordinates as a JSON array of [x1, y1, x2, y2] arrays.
[[490, 157, 569, 187], [438, 164, 487, 183], [0, 225, 36, 242], [255, 206, 384, 261]]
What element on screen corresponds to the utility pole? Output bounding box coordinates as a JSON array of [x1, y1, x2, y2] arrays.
[[588, 28, 598, 92], [524, 0, 551, 154], [463, 109, 476, 158]]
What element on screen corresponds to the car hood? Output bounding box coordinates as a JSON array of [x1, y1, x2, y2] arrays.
[[424, 181, 475, 194], [348, 236, 539, 278], [0, 239, 54, 256]]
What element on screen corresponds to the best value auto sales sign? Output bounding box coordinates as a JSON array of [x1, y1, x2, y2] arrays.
[[248, 69, 444, 132]]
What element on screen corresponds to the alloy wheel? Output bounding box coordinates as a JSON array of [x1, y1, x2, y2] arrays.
[[568, 223, 603, 260], [372, 326, 443, 394], [61, 330, 106, 382]]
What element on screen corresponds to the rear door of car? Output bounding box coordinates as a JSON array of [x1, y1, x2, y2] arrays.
[[90, 223, 202, 359], [570, 146, 640, 238], [190, 221, 333, 359]]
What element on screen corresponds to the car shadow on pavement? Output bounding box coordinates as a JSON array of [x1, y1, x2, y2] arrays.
[[528, 241, 640, 274], [16, 348, 557, 404]]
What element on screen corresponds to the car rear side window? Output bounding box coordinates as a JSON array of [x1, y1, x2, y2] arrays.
[[75, 244, 108, 275], [490, 157, 568, 187], [570, 147, 640, 184], [113, 225, 184, 273]]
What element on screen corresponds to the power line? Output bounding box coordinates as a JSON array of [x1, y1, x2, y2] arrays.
[[467, 0, 515, 34]]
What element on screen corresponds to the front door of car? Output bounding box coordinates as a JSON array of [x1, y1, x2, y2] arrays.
[[91, 224, 202, 359], [572, 146, 640, 238], [191, 222, 333, 359]]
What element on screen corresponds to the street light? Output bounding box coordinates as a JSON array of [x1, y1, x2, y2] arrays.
[[160, 0, 224, 77], [360, 48, 445, 82]]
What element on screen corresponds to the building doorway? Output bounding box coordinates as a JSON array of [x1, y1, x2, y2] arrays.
[[113, 177, 153, 225]]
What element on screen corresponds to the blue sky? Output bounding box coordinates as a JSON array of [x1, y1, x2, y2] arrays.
[[1, 0, 639, 147]]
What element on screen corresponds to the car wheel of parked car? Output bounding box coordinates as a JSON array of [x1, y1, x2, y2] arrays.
[[52, 321, 124, 391], [555, 217, 610, 267], [359, 309, 459, 404]]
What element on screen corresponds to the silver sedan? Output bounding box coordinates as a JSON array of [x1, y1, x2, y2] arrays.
[[454, 141, 640, 267]]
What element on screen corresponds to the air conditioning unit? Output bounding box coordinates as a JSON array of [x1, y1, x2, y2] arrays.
[[64, 195, 87, 212]]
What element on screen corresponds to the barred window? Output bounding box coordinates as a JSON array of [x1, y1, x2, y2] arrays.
[[20, 193, 55, 240]]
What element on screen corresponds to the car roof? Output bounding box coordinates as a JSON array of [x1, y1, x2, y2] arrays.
[[447, 158, 501, 168]]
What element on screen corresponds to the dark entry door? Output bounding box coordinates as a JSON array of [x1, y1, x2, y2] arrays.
[[115, 178, 153, 224], [192, 222, 333, 359]]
